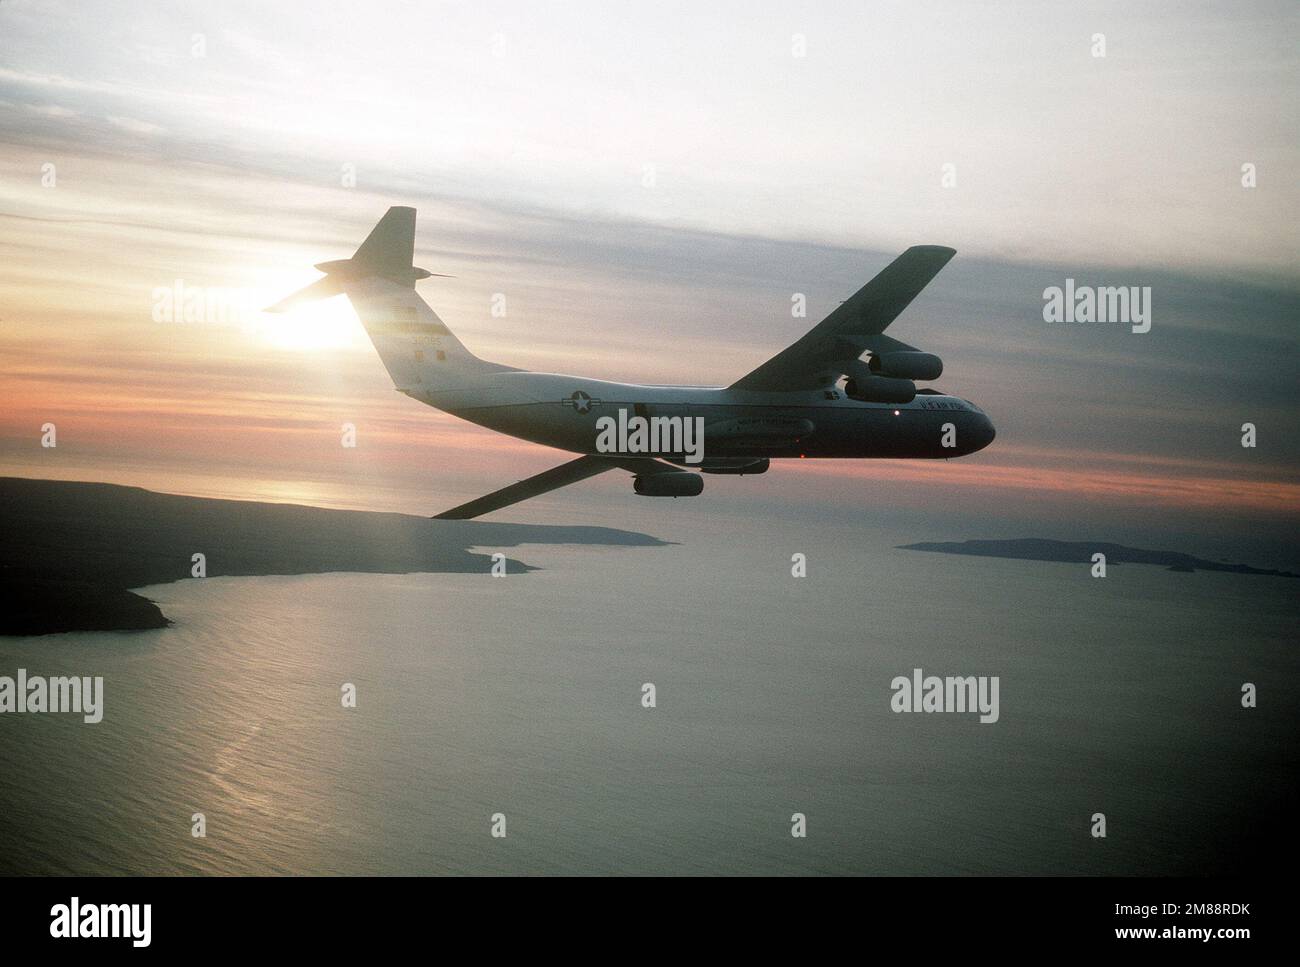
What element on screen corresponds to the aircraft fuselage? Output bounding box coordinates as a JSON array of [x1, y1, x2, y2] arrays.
[[408, 372, 996, 464]]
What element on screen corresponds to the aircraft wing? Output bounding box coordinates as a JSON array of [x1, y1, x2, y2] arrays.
[[433, 454, 680, 520], [728, 245, 956, 392]]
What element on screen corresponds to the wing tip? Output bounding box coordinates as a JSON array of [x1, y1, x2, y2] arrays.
[[905, 244, 957, 259]]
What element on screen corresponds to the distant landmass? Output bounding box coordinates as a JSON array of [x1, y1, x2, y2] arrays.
[[0, 477, 669, 636], [898, 538, 1299, 578]]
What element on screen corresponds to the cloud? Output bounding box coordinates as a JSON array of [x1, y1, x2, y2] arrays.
[[105, 115, 163, 135], [2, 0, 1297, 271], [0, 0, 1295, 547]]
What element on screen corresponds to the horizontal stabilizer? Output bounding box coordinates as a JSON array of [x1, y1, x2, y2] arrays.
[[263, 275, 344, 313], [267, 207, 441, 313]]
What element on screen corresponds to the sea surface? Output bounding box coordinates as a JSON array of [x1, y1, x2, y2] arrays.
[[1, 510, 1294, 875]]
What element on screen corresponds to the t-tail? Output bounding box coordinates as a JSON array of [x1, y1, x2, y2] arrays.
[[266, 206, 511, 391]]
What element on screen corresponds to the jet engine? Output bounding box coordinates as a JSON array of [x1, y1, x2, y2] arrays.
[[842, 359, 914, 403], [634, 472, 705, 497], [844, 374, 915, 403], [871, 351, 943, 381]]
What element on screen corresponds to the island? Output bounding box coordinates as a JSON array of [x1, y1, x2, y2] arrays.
[[897, 537, 1298, 578], [0, 477, 669, 636]]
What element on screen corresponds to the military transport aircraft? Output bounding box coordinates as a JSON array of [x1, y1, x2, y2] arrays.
[[268, 207, 995, 518]]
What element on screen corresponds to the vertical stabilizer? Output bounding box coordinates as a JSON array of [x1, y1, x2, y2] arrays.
[[265, 207, 511, 391]]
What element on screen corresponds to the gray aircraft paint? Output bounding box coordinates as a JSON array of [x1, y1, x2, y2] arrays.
[[269, 207, 995, 516]]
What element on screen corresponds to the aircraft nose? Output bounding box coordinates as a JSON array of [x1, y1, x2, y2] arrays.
[[973, 412, 996, 451]]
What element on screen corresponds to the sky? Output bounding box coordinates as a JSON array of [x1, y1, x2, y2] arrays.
[[1, 0, 1297, 562]]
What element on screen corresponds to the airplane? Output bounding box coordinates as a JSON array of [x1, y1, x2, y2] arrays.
[[268, 206, 995, 519]]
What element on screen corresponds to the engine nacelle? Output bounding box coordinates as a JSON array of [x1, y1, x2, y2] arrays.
[[842, 358, 916, 403], [873, 351, 943, 381], [634, 472, 704, 497], [844, 374, 916, 404]]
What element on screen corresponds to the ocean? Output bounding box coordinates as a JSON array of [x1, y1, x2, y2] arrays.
[[1, 508, 1294, 875]]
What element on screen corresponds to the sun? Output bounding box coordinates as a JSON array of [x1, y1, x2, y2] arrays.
[[254, 289, 367, 352]]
